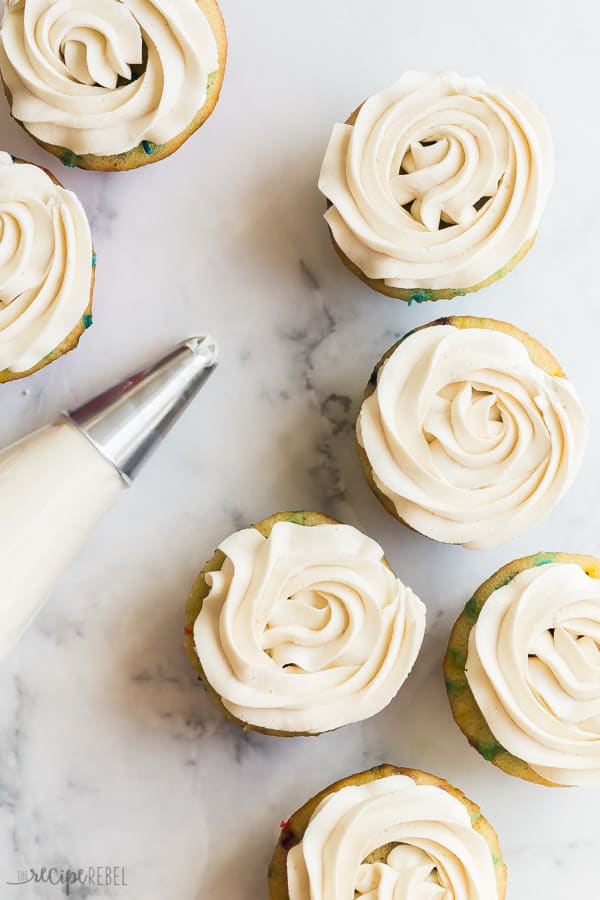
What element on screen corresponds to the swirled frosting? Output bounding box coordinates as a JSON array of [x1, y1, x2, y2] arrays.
[[319, 71, 553, 291], [193, 521, 425, 733], [287, 775, 500, 900], [0, 152, 92, 373], [466, 562, 600, 786], [0, 0, 220, 156], [357, 324, 587, 549]]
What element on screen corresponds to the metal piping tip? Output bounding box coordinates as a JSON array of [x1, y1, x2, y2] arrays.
[[66, 335, 219, 483]]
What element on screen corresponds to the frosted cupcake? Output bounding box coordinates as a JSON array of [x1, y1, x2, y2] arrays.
[[319, 71, 553, 302], [0, 152, 94, 382], [184, 511, 426, 736], [445, 554, 600, 787], [357, 316, 587, 549], [0, 0, 227, 172], [269, 765, 506, 899]]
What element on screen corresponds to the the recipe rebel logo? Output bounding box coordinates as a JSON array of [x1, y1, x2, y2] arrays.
[[6, 866, 128, 894]]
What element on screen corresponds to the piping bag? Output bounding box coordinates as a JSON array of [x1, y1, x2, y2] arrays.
[[0, 336, 219, 661]]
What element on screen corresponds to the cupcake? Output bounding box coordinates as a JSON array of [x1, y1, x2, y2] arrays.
[[184, 511, 426, 736], [319, 71, 553, 303], [0, 152, 94, 382], [0, 0, 227, 172], [445, 554, 600, 787], [357, 316, 587, 549], [269, 764, 506, 899]]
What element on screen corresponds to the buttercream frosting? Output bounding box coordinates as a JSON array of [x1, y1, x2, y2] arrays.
[[357, 324, 587, 549], [193, 521, 425, 733], [319, 70, 553, 290], [466, 562, 600, 786], [0, 151, 92, 373], [0, 0, 220, 156], [287, 774, 500, 900]]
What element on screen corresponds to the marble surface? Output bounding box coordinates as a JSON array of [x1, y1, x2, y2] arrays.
[[0, 0, 599, 897]]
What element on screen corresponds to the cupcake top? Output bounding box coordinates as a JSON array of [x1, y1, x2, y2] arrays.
[[466, 562, 600, 786], [357, 320, 587, 549], [286, 774, 500, 899], [0, 152, 92, 375], [193, 520, 425, 734], [0, 0, 220, 157], [319, 70, 553, 291]]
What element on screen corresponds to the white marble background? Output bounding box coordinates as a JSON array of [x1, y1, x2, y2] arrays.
[[0, 0, 598, 897]]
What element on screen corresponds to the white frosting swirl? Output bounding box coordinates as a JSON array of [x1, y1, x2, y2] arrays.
[[319, 71, 553, 291], [466, 562, 600, 786], [0, 0, 220, 156], [193, 521, 425, 733], [0, 151, 92, 374], [287, 775, 500, 900], [357, 324, 587, 549]]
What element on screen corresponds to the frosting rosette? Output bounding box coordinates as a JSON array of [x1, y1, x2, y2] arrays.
[[0, 0, 221, 159], [357, 319, 587, 549], [192, 518, 426, 734], [319, 71, 553, 296], [0, 151, 93, 377], [466, 562, 600, 786], [279, 772, 502, 900]]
